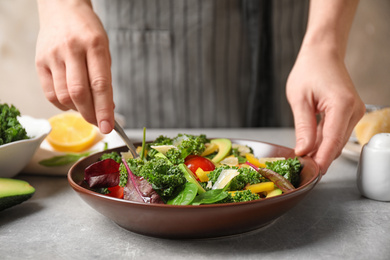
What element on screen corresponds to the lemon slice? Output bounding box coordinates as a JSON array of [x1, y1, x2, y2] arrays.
[[46, 113, 98, 152]]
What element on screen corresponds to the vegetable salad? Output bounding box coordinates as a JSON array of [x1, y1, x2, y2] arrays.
[[83, 133, 302, 205]]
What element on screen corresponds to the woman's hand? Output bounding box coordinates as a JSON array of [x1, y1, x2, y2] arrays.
[[287, 0, 364, 174], [287, 44, 365, 174], [35, 0, 115, 134]]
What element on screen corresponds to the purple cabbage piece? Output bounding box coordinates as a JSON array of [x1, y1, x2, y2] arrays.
[[84, 159, 120, 188]]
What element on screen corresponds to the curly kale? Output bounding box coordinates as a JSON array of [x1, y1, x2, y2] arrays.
[[150, 135, 174, 146], [119, 158, 144, 187], [207, 166, 265, 191], [120, 157, 186, 199], [265, 157, 302, 187], [222, 190, 260, 203], [231, 145, 253, 164], [146, 135, 174, 159], [165, 148, 184, 165], [99, 151, 122, 163], [0, 103, 29, 145], [147, 134, 209, 164], [173, 134, 209, 158], [207, 165, 232, 186], [231, 148, 247, 164]]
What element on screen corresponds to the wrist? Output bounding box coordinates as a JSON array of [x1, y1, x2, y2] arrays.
[[300, 28, 347, 59], [37, 0, 93, 25]]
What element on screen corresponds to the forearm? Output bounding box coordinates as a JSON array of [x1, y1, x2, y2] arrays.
[[302, 0, 359, 58]]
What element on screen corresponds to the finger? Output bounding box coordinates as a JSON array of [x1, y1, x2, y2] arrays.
[[36, 64, 69, 111], [86, 39, 115, 134], [290, 97, 318, 156], [307, 114, 324, 158], [313, 107, 351, 174], [66, 49, 97, 125], [51, 61, 77, 111]]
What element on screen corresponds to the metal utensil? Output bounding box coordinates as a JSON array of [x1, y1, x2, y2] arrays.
[[114, 120, 139, 158]]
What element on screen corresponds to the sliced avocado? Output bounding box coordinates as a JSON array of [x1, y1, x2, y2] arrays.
[[210, 138, 232, 163], [0, 178, 35, 211], [178, 164, 206, 194], [266, 188, 283, 198]]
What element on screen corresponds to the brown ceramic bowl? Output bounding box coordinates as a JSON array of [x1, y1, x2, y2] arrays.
[[68, 139, 321, 239]]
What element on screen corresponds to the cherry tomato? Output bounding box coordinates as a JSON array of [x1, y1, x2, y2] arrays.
[[184, 155, 215, 174], [106, 185, 124, 199]]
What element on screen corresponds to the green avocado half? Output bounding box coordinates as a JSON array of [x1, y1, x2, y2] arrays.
[[0, 178, 35, 211]]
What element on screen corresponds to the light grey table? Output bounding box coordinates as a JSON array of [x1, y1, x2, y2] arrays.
[[1, 128, 389, 260]]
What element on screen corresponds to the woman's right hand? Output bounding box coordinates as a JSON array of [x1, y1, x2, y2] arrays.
[[35, 0, 115, 134]]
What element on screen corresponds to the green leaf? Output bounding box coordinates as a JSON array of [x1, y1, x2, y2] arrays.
[[39, 152, 91, 167], [191, 189, 229, 205], [167, 183, 198, 205]]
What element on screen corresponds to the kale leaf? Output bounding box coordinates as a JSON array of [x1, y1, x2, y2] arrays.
[[147, 134, 209, 164], [0, 103, 29, 145], [207, 166, 265, 191], [222, 190, 260, 203], [120, 157, 186, 200], [265, 157, 302, 187], [99, 151, 122, 163]]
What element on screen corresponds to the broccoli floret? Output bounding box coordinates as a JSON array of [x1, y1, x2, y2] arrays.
[[207, 166, 265, 191], [99, 151, 121, 163], [0, 104, 29, 145], [265, 157, 302, 187], [222, 190, 260, 203], [120, 157, 186, 200]]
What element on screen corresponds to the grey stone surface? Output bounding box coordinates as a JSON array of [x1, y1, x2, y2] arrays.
[[1, 128, 389, 260]]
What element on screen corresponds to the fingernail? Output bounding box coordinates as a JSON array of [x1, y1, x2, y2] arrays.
[[99, 120, 112, 134]]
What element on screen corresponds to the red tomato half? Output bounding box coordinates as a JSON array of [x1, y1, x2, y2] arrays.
[[184, 155, 215, 174], [106, 185, 124, 199]]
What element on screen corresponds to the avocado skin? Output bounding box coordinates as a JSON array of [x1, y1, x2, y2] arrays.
[[0, 178, 35, 211], [0, 193, 35, 211]]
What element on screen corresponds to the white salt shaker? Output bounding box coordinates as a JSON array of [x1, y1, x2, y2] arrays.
[[357, 133, 390, 201]]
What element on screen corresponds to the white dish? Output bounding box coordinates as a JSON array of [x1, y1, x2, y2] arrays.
[[0, 115, 51, 178], [22, 130, 126, 176]]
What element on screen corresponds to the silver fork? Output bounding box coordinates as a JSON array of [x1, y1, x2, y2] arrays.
[[113, 120, 139, 158]]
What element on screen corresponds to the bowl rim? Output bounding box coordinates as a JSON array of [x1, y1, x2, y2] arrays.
[[0, 115, 51, 149], [68, 138, 321, 209]]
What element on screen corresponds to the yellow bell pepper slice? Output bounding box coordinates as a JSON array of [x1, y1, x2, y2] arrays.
[[195, 168, 210, 182], [244, 182, 275, 194], [245, 153, 266, 168]]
